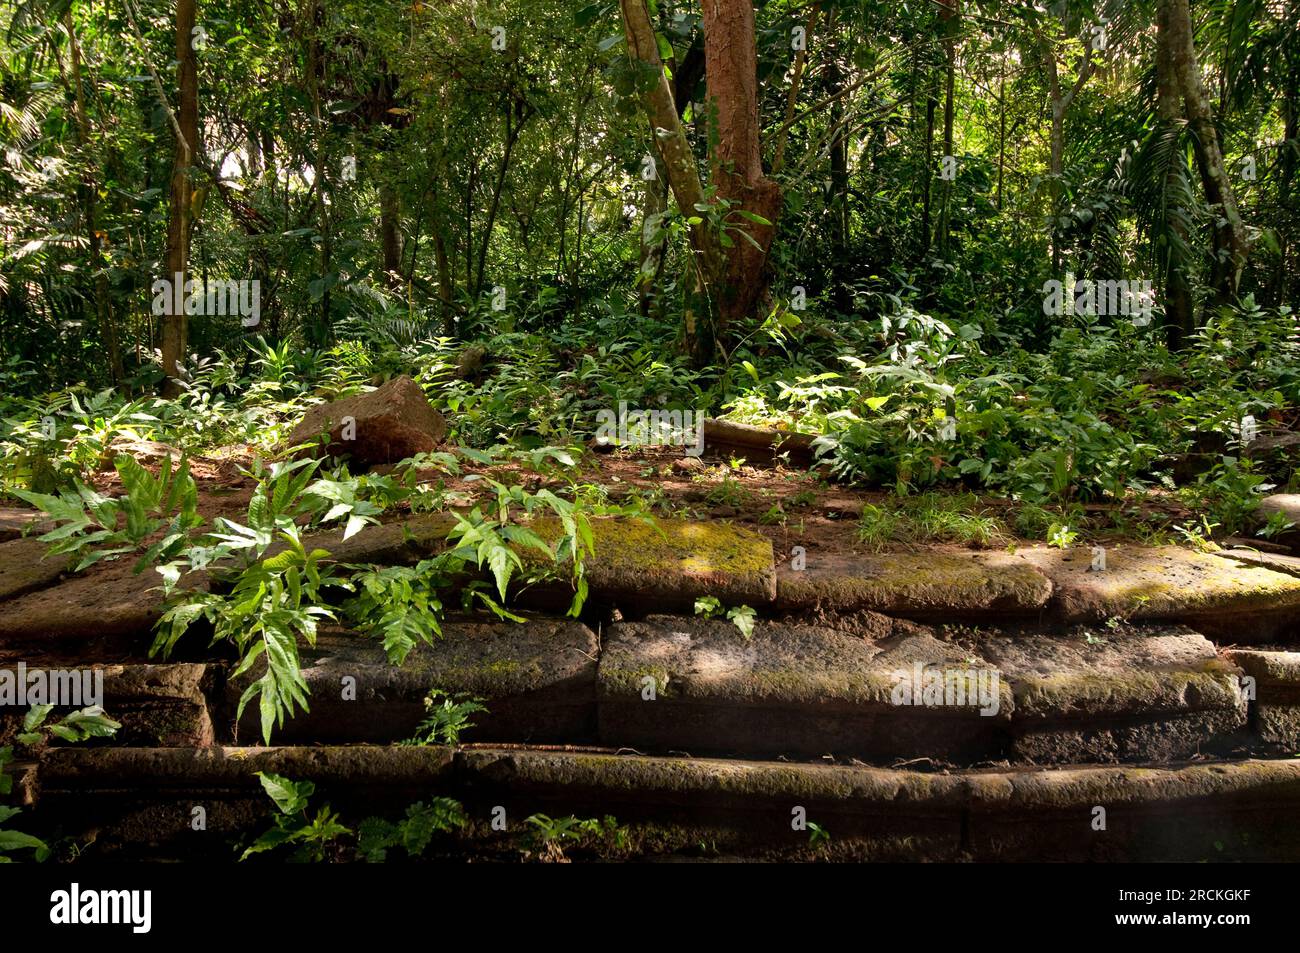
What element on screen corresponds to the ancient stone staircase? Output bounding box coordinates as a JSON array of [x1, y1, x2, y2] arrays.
[[6, 508, 1300, 861]]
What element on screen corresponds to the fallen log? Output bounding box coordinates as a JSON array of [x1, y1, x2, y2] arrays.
[[701, 418, 819, 467]]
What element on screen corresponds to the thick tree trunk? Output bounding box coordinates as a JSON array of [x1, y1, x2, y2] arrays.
[[162, 0, 199, 395], [700, 0, 782, 340], [1163, 0, 1249, 302]]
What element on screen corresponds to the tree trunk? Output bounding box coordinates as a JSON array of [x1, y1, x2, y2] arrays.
[[379, 180, 403, 288], [1155, 0, 1194, 348], [618, 0, 723, 365], [700, 0, 782, 342], [1163, 0, 1249, 302], [304, 0, 332, 345], [161, 0, 199, 395]]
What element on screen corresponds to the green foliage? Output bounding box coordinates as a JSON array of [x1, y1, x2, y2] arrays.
[[402, 690, 488, 747], [522, 814, 628, 860], [694, 596, 757, 639], [154, 532, 342, 745], [356, 799, 467, 862], [16, 704, 121, 747], [856, 493, 1006, 552], [12, 454, 202, 572], [241, 773, 351, 863]]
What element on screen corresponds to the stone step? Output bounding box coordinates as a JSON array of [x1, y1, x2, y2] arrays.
[[775, 543, 1300, 640], [226, 615, 598, 744], [0, 615, 1266, 764], [23, 744, 1300, 861], [1223, 648, 1300, 746], [597, 615, 1248, 763], [1021, 545, 1300, 640], [0, 658, 215, 747]]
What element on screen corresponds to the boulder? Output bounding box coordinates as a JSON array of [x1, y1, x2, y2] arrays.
[[286, 375, 447, 466]]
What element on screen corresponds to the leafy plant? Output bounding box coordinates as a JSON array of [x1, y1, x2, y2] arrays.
[[694, 596, 758, 639], [522, 814, 628, 861], [241, 773, 351, 862], [402, 690, 487, 747], [153, 531, 343, 744], [356, 799, 467, 862], [12, 454, 203, 572], [16, 704, 121, 747]]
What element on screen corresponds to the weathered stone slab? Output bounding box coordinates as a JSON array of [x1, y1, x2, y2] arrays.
[[0, 560, 207, 653], [33, 745, 455, 858], [530, 516, 775, 612], [977, 626, 1245, 762], [0, 536, 68, 601], [30, 745, 1300, 861], [1224, 648, 1300, 747], [1023, 545, 1300, 640], [775, 549, 1052, 620], [0, 660, 214, 748], [460, 748, 1300, 861], [228, 616, 598, 744], [598, 615, 1009, 761], [1214, 546, 1300, 577]]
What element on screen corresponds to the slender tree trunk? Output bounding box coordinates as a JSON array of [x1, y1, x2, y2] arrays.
[[162, 0, 199, 396], [637, 175, 667, 317], [935, 0, 958, 255], [379, 179, 403, 288], [619, 0, 723, 366], [920, 70, 937, 257], [827, 49, 850, 313], [1163, 0, 1249, 302], [474, 102, 527, 297], [1156, 0, 1194, 348], [304, 0, 332, 344]]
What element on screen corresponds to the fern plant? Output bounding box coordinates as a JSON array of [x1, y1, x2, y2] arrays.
[[12, 453, 203, 572]]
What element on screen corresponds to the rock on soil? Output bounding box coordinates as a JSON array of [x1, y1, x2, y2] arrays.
[[286, 374, 447, 466]]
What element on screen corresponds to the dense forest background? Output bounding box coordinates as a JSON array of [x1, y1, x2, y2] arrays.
[[2, 0, 1299, 530]]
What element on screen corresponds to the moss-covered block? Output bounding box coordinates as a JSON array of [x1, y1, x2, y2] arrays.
[[979, 626, 1246, 762], [531, 516, 775, 610], [1224, 648, 1300, 747], [1023, 545, 1300, 640], [775, 549, 1052, 619]]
